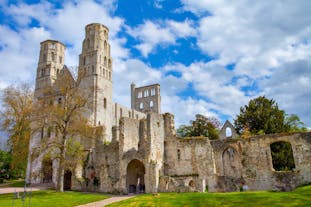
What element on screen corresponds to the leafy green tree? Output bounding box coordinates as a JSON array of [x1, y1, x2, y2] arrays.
[[0, 150, 12, 181], [234, 96, 287, 135], [177, 114, 220, 140]]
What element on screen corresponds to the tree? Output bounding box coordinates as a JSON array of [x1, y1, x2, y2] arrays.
[[234, 96, 288, 135], [284, 114, 307, 132], [234, 96, 307, 135], [0, 150, 12, 182], [31, 70, 101, 192], [177, 114, 220, 140], [0, 84, 34, 178]]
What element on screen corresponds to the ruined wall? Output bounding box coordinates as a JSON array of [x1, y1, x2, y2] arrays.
[[131, 83, 161, 114], [161, 113, 311, 193], [113, 103, 146, 126], [162, 136, 215, 192], [211, 132, 311, 192]]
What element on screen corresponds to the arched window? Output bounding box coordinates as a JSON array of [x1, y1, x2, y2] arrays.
[[151, 88, 156, 96], [83, 57, 86, 65], [108, 59, 111, 68], [225, 127, 232, 138], [150, 101, 154, 108], [104, 57, 107, 66], [120, 108, 123, 117], [104, 98, 107, 109], [270, 141, 295, 171], [92, 65, 95, 73], [189, 180, 195, 187], [144, 90, 149, 97], [109, 71, 111, 80], [51, 52, 55, 61], [138, 92, 142, 98], [222, 147, 242, 177], [139, 102, 144, 109], [104, 41, 107, 52], [43, 53, 47, 62], [41, 68, 45, 77], [87, 39, 90, 48]]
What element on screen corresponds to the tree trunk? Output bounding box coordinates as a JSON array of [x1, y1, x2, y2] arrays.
[[57, 160, 65, 192], [56, 138, 67, 192]]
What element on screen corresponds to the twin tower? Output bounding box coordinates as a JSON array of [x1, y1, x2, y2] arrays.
[[34, 23, 161, 141]]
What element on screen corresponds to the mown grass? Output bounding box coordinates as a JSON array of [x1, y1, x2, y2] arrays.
[[0, 190, 108, 207], [0, 180, 25, 187], [107, 185, 311, 207]]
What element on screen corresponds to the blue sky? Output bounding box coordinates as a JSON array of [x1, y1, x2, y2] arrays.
[[0, 0, 311, 132]]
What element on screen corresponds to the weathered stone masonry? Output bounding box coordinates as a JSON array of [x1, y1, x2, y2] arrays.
[[26, 23, 311, 193]]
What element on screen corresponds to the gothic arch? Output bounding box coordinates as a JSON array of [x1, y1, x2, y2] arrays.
[[126, 159, 145, 193], [42, 158, 52, 183], [222, 147, 242, 178]]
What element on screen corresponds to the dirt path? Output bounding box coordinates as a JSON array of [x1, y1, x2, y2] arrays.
[[0, 187, 43, 194], [75, 195, 134, 207]]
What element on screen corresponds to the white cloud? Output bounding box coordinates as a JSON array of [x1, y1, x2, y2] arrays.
[[181, 0, 311, 78], [127, 19, 196, 57], [164, 61, 251, 118], [179, 0, 311, 126], [261, 60, 311, 126], [0, 25, 51, 86]]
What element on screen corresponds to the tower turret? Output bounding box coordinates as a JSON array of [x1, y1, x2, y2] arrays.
[[78, 23, 113, 141], [35, 40, 65, 99]]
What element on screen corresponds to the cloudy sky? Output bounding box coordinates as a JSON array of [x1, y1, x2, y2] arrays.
[[0, 0, 310, 129]]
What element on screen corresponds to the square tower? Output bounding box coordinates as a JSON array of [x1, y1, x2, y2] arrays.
[[131, 83, 161, 113]]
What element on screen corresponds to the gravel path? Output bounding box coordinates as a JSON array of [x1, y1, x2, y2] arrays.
[[75, 195, 134, 207]]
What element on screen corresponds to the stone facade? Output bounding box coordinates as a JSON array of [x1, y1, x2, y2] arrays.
[[26, 23, 311, 194]]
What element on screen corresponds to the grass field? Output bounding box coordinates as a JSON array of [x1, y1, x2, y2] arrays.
[[0, 190, 108, 207], [107, 185, 311, 207]]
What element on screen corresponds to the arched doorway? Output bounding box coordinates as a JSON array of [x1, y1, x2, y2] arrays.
[[42, 159, 52, 183], [126, 159, 145, 194], [64, 170, 72, 191]]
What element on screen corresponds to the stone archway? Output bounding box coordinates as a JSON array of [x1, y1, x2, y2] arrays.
[[64, 170, 72, 191], [126, 159, 145, 194], [42, 159, 52, 183]]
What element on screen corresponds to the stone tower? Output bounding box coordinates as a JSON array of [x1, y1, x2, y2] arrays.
[[131, 83, 161, 113], [78, 23, 113, 141], [35, 40, 65, 98]]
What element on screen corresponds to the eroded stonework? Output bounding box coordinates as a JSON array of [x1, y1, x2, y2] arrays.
[[26, 23, 311, 193]]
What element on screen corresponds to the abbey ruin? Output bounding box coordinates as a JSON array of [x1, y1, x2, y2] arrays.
[[26, 23, 311, 193]]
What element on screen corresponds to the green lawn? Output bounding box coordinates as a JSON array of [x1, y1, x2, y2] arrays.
[[0, 190, 108, 207], [107, 185, 311, 207], [0, 180, 25, 187]]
